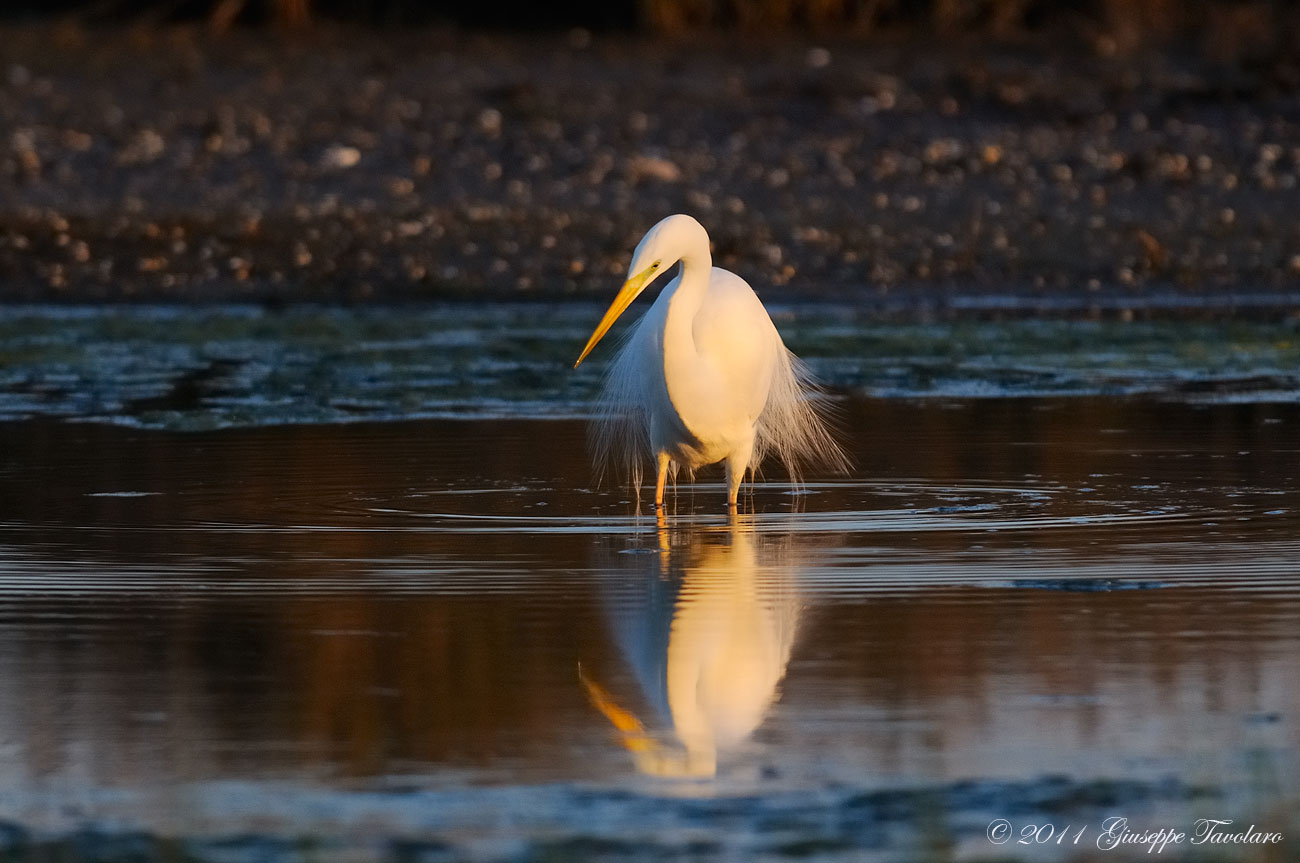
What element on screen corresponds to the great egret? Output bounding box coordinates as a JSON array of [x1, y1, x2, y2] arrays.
[[574, 214, 846, 508]]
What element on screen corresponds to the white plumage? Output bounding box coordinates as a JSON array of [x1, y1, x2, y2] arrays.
[[574, 214, 847, 507]]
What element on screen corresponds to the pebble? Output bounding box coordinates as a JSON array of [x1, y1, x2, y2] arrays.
[[0, 25, 1295, 305], [319, 145, 361, 170]]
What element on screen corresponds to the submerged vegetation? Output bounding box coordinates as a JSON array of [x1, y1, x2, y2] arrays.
[[1, 305, 1297, 428]]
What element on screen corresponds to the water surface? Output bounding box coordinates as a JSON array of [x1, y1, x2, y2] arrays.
[[0, 306, 1297, 861], [2, 304, 1298, 426]]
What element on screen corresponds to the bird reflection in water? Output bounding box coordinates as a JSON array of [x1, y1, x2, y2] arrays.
[[581, 517, 806, 778]]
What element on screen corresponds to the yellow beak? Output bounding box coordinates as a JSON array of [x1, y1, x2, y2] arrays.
[[573, 264, 658, 368]]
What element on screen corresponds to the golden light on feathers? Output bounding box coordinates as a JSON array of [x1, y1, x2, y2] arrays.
[[575, 214, 847, 508]]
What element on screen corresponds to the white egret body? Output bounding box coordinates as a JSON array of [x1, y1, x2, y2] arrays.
[[574, 214, 846, 507]]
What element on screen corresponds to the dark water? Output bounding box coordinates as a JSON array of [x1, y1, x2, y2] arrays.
[[0, 307, 1298, 861]]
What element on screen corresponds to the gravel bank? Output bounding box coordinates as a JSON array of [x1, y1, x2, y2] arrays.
[[1, 24, 1299, 310]]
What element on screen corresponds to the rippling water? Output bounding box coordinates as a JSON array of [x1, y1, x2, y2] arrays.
[[0, 306, 1298, 861], [2, 304, 1299, 426]]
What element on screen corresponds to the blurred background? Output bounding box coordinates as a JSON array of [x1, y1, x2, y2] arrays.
[[1, 0, 1296, 43], [0, 0, 1296, 308], [2, 5, 1300, 859]]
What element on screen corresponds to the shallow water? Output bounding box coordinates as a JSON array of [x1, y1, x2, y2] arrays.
[[0, 306, 1298, 861], [3, 305, 1299, 428]]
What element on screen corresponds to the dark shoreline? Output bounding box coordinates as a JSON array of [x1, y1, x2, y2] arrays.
[[1, 24, 1298, 307]]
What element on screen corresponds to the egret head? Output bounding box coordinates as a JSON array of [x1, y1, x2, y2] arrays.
[[573, 214, 709, 368], [625, 213, 710, 279]]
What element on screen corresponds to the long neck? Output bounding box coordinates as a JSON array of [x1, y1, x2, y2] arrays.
[[662, 242, 712, 365]]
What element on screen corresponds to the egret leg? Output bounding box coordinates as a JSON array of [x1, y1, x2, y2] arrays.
[[724, 446, 751, 510], [654, 452, 671, 508]]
